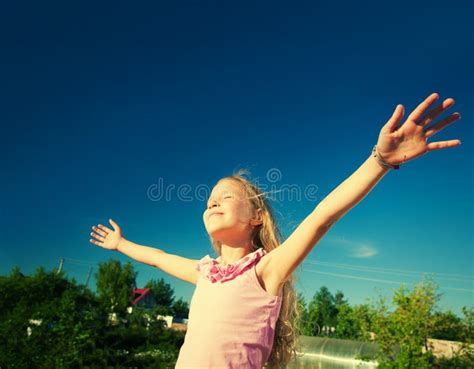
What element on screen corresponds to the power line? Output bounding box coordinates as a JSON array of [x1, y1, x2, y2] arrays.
[[58, 258, 94, 287], [62, 258, 95, 266], [59, 256, 473, 294], [302, 259, 473, 282], [67, 256, 473, 281], [300, 268, 473, 293]]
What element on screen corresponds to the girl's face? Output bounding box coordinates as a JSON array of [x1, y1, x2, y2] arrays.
[[203, 180, 259, 244]]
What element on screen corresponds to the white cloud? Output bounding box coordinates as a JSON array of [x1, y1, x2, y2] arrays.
[[326, 234, 378, 259], [350, 245, 378, 258]]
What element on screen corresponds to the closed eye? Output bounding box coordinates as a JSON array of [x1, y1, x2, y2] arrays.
[[206, 196, 233, 210]]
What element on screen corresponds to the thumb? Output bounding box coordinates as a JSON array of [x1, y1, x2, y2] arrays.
[[109, 218, 119, 231], [384, 104, 404, 133]]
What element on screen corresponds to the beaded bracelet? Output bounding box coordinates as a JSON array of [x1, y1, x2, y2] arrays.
[[372, 145, 400, 170]]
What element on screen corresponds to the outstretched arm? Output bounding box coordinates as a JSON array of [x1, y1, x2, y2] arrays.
[[314, 92, 461, 225], [90, 219, 200, 284], [265, 93, 462, 286], [313, 148, 390, 226]]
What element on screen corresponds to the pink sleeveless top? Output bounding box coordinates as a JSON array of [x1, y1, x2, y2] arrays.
[[175, 247, 283, 369]]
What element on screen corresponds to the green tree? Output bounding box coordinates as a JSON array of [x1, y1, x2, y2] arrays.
[[333, 301, 377, 341], [171, 297, 190, 319], [145, 277, 175, 315], [334, 290, 348, 310], [95, 259, 137, 317], [305, 286, 337, 336], [352, 303, 377, 341], [368, 278, 440, 368], [431, 309, 464, 341], [0, 264, 186, 368], [0, 266, 109, 368], [334, 304, 360, 339], [436, 306, 474, 368], [460, 306, 474, 342]]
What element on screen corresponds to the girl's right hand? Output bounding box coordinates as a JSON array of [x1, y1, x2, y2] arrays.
[[90, 219, 123, 251]]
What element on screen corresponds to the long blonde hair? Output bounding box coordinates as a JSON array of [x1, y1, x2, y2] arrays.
[[208, 168, 303, 368]]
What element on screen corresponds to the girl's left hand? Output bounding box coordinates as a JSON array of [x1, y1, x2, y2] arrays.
[[376, 92, 462, 167]]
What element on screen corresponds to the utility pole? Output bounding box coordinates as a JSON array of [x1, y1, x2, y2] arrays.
[[85, 266, 93, 287], [57, 258, 64, 274]]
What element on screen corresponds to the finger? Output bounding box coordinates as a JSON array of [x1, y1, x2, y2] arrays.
[[90, 238, 104, 246], [384, 104, 405, 132], [98, 224, 111, 233], [418, 98, 455, 128], [92, 225, 107, 237], [426, 139, 461, 151], [91, 231, 105, 241], [424, 112, 461, 139], [109, 218, 119, 231], [407, 93, 440, 123]]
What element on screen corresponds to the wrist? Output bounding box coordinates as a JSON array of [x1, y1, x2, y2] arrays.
[[370, 153, 391, 172], [117, 237, 126, 252], [371, 145, 400, 170]]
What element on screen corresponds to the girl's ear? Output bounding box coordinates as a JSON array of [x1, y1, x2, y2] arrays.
[[251, 208, 263, 226]]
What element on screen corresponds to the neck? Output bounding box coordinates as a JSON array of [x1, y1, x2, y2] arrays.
[[218, 242, 254, 266]]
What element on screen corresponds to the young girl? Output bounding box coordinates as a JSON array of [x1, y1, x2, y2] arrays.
[[89, 92, 462, 369]]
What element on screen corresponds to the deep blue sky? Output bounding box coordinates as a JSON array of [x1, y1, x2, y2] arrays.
[[1, 0, 472, 317]]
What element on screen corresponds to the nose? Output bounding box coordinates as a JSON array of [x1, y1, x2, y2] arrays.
[[209, 200, 218, 208]]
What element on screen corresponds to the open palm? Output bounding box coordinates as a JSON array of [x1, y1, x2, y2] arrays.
[[376, 92, 462, 167], [90, 219, 122, 250]]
